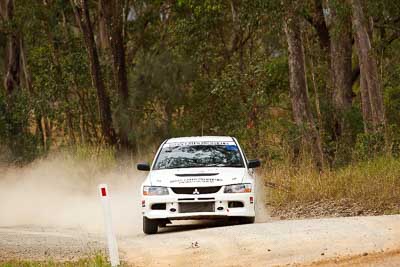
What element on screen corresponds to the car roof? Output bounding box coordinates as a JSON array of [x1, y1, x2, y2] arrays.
[[165, 136, 234, 144]]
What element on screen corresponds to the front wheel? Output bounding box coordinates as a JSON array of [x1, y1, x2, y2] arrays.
[[143, 217, 158, 234], [238, 216, 255, 224]]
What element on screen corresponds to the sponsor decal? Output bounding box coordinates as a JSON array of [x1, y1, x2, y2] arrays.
[[164, 141, 235, 147], [170, 177, 223, 184]]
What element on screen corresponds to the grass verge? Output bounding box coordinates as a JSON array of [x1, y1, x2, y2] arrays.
[[265, 156, 400, 218], [0, 254, 130, 267]]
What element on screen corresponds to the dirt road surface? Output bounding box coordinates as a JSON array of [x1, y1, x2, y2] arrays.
[[1, 215, 400, 266], [0, 161, 399, 266]]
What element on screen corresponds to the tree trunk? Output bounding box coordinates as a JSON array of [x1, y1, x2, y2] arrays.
[[2, 0, 20, 96], [351, 0, 385, 132], [19, 38, 33, 94], [284, 7, 324, 170], [100, 0, 131, 150], [330, 5, 353, 138], [70, 0, 117, 146], [359, 71, 373, 132], [97, 1, 110, 50]]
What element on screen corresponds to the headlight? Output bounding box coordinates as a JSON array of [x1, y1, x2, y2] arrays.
[[224, 183, 252, 193], [143, 186, 169, 196]]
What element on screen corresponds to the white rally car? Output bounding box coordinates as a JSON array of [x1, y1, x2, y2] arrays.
[[138, 136, 261, 234]]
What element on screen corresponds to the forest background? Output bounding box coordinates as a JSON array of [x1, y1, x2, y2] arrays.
[[1, 0, 400, 214]]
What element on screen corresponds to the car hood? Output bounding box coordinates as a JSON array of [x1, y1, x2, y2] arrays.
[[149, 167, 246, 187]]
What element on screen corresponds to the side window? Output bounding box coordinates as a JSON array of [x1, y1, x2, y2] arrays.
[[151, 140, 168, 170], [233, 138, 248, 167]]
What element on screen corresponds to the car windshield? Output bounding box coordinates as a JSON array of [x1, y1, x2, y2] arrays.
[[153, 142, 244, 170]]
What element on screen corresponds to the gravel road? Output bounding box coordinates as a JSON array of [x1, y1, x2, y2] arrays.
[[1, 215, 399, 266], [1, 162, 399, 266]]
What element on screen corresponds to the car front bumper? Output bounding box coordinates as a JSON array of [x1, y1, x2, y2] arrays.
[[142, 192, 255, 220]]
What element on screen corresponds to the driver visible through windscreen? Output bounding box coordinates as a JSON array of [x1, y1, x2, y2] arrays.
[[154, 142, 244, 170]]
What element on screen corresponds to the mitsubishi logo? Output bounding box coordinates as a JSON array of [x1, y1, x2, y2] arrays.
[[192, 188, 200, 195]]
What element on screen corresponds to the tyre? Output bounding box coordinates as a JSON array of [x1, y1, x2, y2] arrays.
[[143, 217, 158, 234], [238, 216, 255, 224]]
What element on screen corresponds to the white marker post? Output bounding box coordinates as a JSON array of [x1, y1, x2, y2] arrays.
[[98, 184, 120, 266]]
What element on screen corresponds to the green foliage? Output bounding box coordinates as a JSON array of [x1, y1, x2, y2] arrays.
[[128, 49, 196, 147], [384, 54, 400, 127], [1, 0, 400, 170], [0, 90, 40, 164], [353, 132, 386, 161]]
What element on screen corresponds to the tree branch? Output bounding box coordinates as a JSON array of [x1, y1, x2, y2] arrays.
[[302, 0, 330, 51]]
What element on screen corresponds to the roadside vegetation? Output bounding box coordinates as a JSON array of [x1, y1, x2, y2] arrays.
[[266, 156, 400, 218], [0, 254, 126, 267], [1, 1, 400, 216]]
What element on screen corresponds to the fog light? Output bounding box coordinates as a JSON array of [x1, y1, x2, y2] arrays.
[[228, 201, 244, 208], [151, 203, 166, 210]]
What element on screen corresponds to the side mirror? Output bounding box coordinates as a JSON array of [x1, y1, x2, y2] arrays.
[[137, 163, 150, 171], [247, 159, 261, 169]]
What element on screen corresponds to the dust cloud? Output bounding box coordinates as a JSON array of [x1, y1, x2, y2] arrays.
[[0, 154, 147, 234]]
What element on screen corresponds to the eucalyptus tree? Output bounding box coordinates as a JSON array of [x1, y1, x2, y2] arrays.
[[70, 0, 117, 146], [351, 0, 386, 133], [283, 1, 324, 169], [1, 0, 20, 96], [99, 0, 130, 150]]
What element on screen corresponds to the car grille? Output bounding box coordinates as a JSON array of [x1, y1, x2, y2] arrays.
[[171, 186, 222, 194], [179, 202, 215, 213]]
